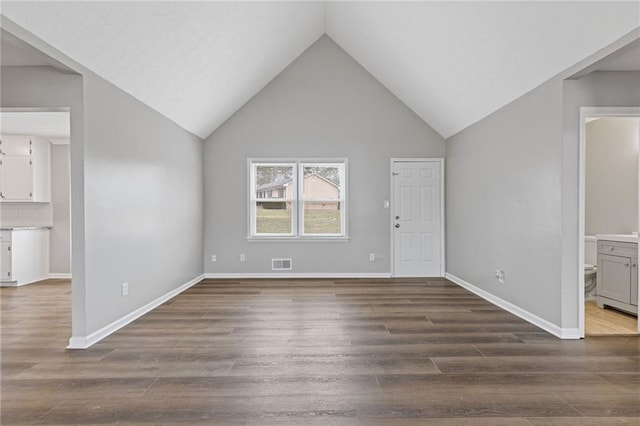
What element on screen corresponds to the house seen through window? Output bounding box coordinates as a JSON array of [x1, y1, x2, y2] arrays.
[[249, 160, 347, 238]]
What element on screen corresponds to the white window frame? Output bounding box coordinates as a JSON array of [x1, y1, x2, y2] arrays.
[[248, 158, 348, 241]]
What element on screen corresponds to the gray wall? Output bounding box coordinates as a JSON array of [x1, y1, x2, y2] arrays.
[[50, 144, 71, 274], [447, 69, 640, 332], [204, 36, 446, 274], [585, 117, 639, 236], [2, 61, 204, 341], [82, 72, 204, 333], [446, 78, 565, 325], [0, 65, 89, 338], [561, 71, 640, 329]]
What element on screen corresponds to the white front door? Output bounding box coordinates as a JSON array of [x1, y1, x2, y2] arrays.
[[392, 160, 443, 277]]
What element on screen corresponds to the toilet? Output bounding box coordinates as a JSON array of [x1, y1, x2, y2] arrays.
[[585, 237, 598, 301]]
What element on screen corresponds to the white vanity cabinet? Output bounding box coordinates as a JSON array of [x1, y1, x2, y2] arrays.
[[596, 238, 638, 316], [0, 135, 50, 202], [0, 229, 50, 286]]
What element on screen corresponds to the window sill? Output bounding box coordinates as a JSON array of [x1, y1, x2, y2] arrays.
[[247, 236, 350, 243]]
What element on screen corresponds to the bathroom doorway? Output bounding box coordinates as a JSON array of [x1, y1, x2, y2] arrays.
[[579, 107, 640, 337]]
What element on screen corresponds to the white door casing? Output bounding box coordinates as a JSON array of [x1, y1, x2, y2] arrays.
[[391, 159, 444, 277]]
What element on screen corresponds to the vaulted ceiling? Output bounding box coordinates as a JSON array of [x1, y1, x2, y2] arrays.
[[2, 1, 639, 139]]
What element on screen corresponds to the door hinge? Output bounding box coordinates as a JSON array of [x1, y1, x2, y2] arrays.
[[392, 172, 399, 176], [8, 246, 10, 252]]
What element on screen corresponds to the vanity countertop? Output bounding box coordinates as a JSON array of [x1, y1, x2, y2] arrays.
[[596, 234, 638, 244]]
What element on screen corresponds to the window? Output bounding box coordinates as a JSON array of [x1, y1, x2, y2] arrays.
[[249, 159, 347, 239]]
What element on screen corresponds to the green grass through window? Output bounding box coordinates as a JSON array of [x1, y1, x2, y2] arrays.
[[256, 208, 341, 235]]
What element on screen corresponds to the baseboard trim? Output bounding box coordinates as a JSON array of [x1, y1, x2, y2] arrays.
[[0, 275, 50, 287], [204, 272, 392, 279], [445, 273, 579, 340], [49, 273, 72, 279], [67, 274, 205, 349]]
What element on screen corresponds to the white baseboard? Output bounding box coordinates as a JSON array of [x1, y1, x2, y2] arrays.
[[0, 274, 50, 287], [67, 274, 204, 349], [204, 272, 392, 279], [445, 273, 580, 340], [49, 273, 71, 279]]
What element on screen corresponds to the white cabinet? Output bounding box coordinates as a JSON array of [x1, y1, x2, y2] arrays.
[[0, 239, 11, 281], [596, 239, 638, 315], [0, 229, 50, 286], [0, 135, 50, 202], [0, 135, 32, 156], [0, 156, 33, 200]]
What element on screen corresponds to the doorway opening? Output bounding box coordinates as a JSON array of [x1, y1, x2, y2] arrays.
[[0, 108, 72, 288], [579, 107, 640, 337]]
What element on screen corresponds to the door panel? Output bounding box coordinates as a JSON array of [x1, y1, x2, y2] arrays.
[[393, 160, 442, 277]]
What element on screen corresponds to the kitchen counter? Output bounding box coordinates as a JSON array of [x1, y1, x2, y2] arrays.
[[1, 226, 52, 231], [596, 234, 638, 244]]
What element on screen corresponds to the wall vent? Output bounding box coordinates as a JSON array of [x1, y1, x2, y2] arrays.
[[272, 258, 292, 271]]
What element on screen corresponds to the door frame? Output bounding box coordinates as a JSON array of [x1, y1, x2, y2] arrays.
[[578, 107, 640, 337], [390, 158, 445, 278]]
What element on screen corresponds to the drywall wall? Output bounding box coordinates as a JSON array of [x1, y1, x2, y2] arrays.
[[204, 35, 446, 275], [446, 78, 565, 326], [2, 52, 204, 344], [0, 65, 88, 338], [561, 71, 640, 330], [585, 117, 639, 236], [447, 68, 640, 334], [81, 71, 203, 335], [50, 144, 71, 274]]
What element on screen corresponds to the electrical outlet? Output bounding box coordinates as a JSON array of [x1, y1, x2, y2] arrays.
[[211, 255, 217, 262], [494, 270, 505, 284], [240, 253, 245, 262], [369, 253, 375, 262], [121, 282, 129, 297]]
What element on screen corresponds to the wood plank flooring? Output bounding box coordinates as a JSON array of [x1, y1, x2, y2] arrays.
[[2, 278, 639, 425], [585, 301, 639, 336]]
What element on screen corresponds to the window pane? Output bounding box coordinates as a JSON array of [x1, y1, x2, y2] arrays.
[[303, 201, 341, 234], [256, 201, 292, 234], [302, 165, 341, 200], [255, 166, 294, 200]]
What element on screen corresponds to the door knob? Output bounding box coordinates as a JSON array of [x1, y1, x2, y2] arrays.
[[395, 216, 400, 220], [395, 224, 400, 228]]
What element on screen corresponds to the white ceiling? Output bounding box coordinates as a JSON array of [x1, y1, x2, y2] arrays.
[[1, 112, 71, 142], [2, 1, 639, 139]]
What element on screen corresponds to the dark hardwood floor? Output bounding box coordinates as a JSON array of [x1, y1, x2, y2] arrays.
[[1, 278, 639, 425]]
